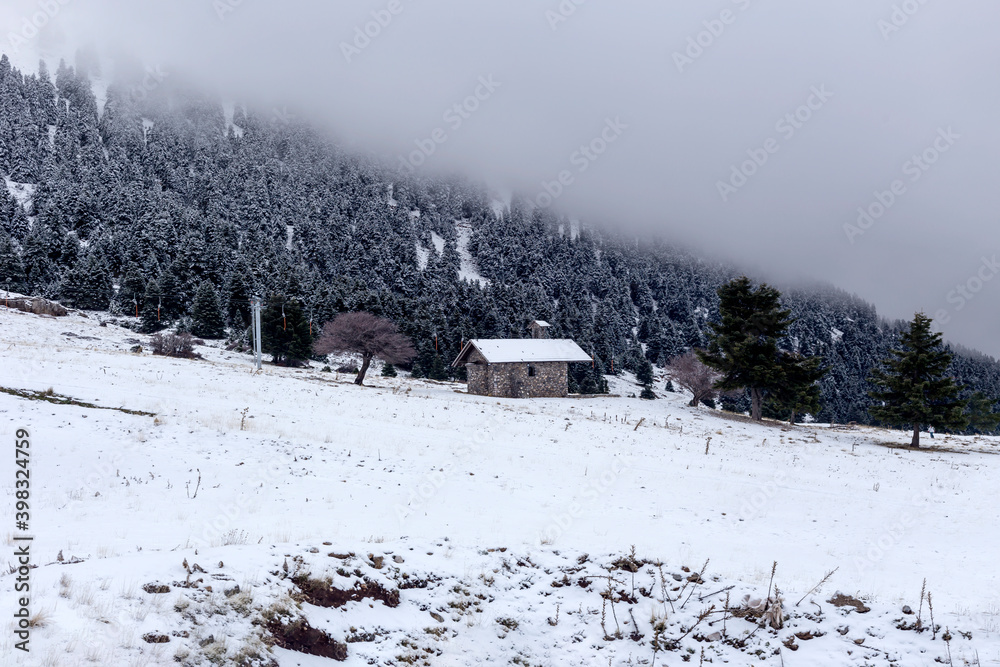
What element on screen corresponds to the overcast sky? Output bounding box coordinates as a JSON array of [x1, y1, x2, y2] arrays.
[[3, 0, 998, 357]]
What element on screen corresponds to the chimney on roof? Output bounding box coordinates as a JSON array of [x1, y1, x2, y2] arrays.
[[528, 320, 550, 339]]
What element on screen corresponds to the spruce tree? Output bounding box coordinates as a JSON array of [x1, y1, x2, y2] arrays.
[[191, 281, 225, 339], [868, 313, 968, 447], [698, 277, 794, 421], [635, 359, 654, 386], [427, 353, 449, 381], [0, 235, 26, 293], [764, 354, 825, 424], [139, 279, 167, 334], [225, 271, 254, 331], [966, 391, 1000, 434], [381, 362, 397, 377], [261, 296, 312, 366], [580, 358, 609, 394], [965, 392, 1000, 434], [60, 253, 113, 310], [115, 266, 147, 316]]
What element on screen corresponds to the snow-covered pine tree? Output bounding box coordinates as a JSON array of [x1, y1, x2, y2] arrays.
[[0, 234, 26, 293], [191, 281, 226, 339], [869, 313, 969, 447]]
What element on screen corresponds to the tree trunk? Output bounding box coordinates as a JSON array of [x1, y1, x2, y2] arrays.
[[788, 410, 796, 426], [911, 424, 920, 448], [751, 387, 763, 421], [688, 397, 699, 407], [355, 354, 372, 385]]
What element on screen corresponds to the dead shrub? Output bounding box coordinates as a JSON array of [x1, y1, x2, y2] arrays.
[[291, 574, 399, 609], [266, 618, 347, 661], [150, 332, 200, 359]]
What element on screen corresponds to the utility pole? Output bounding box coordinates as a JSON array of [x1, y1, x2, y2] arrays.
[[251, 296, 262, 370]]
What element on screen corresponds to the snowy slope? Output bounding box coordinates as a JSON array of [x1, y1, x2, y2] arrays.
[[455, 220, 489, 286], [0, 306, 998, 665]]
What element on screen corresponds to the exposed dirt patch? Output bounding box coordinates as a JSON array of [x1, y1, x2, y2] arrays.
[[871, 439, 995, 456], [707, 409, 795, 429], [292, 574, 400, 609], [265, 618, 347, 661], [142, 582, 171, 594], [829, 593, 871, 613], [2, 297, 68, 316], [0, 386, 156, 417]]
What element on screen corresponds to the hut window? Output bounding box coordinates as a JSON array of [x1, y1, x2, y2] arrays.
[[528, 365, 536, 377]]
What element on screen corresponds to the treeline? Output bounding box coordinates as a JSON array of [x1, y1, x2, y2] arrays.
[[0, 53, 998, 428]]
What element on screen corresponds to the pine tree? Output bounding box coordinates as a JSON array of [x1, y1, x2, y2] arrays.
[[869, 313, 969, 447], [580, 358, 609, 394], [964, 391, 1000, 434], [224, 269, 254, 331], [21, 220, 59, 293], [115, 266, 147, 317], [191, 281, 225, 339], [157, 264, 185, 321], [640, 384, 657, 400], [698, 277, 795, 421], [765, 354, 825, 424], [60, 253, 113, 310], [431, 353, 452, 380], [261, 295, 312, 366], [0, 234, 26, 293], [381, 362, 397, 377], [139, 280, 167, 334], [635, 359, 654, 386]]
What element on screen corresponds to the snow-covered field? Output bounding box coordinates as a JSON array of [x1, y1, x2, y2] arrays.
[[1, 305, 998, 666]]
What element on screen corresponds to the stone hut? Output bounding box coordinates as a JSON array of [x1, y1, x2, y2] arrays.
[[452, 324, 592, 399], [527, 320, 550, 339]]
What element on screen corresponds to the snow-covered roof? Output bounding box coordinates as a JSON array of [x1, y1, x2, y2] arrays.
[[453, 339, 592, 366], [529, 320, 550, 328]]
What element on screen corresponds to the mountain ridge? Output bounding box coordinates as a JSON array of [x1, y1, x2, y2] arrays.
[[0, 52, 997, 426]]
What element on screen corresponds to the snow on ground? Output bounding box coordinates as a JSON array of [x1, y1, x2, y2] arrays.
[[1, 306, 999, 665], [415, 244, 429, 271], [429, 232, 445, 255], [490, 199, 507, 220], [4, 179, 35, 211], [455, 220, 489, 286]]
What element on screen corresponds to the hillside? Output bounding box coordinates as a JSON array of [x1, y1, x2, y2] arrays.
[[1, 53, 999, 428], [2, 303, 999, 665]]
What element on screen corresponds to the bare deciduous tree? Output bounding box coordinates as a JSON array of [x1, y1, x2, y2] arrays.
[[314, 312, 416, 385], [667, 350, 721, 407]]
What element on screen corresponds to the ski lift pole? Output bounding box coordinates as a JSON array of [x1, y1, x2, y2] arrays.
[[251, 296, 263, 370]]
